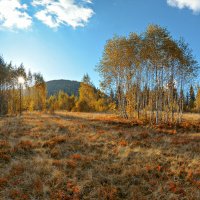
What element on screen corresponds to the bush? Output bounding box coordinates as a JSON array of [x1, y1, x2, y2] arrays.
[[75, 100, 91, 112]]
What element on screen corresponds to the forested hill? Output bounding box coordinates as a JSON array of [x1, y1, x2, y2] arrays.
[[46, 79, 80, 96]]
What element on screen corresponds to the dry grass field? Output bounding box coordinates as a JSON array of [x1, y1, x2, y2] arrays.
[[0, 112, 200, 200]]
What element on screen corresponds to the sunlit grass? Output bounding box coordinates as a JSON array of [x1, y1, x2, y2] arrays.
[[0, 112, 200, 199]]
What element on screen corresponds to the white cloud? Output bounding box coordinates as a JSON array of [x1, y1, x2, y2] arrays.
[[167, 0, 200, 13], [32, 0, 94, 28], [35, 10, 60, 28], [0, 0, 32, 29], [0, 0, 94, 30]]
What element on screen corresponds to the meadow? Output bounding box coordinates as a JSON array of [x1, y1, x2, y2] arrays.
[[0, 112, 200, 200]]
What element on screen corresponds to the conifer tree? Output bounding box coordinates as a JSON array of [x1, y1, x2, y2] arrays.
[[189, 85, 195, 110]]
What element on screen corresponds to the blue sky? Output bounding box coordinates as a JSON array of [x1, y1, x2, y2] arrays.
[[0, 0, 200, 87]]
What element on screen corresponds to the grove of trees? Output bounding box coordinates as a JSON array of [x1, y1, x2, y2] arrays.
[[0, 57, 111, 116], [0, 56, 46, 115], [47, 74, 112, 113], [97, 24, 199, 124]]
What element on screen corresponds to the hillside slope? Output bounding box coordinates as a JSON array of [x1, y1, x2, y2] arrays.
[[46, 79, 80, 96]]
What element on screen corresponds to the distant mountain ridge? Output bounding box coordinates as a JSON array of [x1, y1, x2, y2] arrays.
[[46, 79, 80, 96]]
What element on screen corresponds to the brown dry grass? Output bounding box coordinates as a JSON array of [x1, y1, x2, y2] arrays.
[[0, 111, 200, 199]]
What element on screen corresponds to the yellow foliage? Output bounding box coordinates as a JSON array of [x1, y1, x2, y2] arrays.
[[195, 88, 200, 112]]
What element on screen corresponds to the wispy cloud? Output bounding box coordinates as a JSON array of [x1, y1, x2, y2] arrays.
[[167, 0, 200, 13], [32, 0, 94, 29], [84, 0, 92, 3], [0, 0, 32, 29]]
